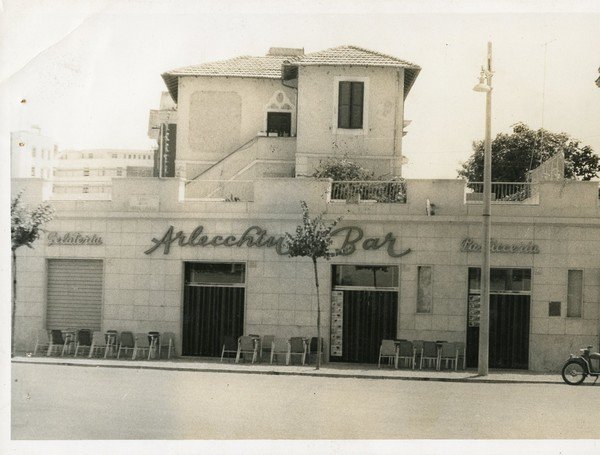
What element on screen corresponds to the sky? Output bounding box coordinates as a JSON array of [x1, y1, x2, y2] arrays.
[[1, 0, 599, 182]]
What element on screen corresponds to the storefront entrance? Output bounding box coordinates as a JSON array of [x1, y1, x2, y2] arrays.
[[330, 265, 399, 364], [182, 262, 245, 357], [466, 268, 531, 369]]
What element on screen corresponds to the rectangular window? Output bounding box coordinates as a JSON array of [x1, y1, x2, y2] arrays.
[[333, 265, 398, 288], [185, 262, 246, 285], [88, 153, 93, 159], [30, 166, 35, 177], [116, 167, 123, 176], [417, 266, 433, 313], [338, 81, 364, 129], [83, 168, 90, 177], [31, 148, 36, 158], [567, 270, 583, 317], [112, 153, 118, 159], [82, 185, 89, 193]]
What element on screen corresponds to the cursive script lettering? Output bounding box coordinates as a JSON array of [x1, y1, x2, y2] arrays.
[[460, 237, 540, 254]]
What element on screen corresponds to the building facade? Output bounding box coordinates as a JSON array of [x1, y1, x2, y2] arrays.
[[11, 45, 600, 372]]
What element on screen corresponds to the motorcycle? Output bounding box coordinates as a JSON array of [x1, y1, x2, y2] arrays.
[[561, 345, 600, 385]]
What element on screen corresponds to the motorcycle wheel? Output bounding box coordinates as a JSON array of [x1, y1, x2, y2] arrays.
[[562, 361, 587, 385]]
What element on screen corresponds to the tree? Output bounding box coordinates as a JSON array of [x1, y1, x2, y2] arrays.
[[11, 191, 54, 355], [284, 201, 339, 370], [458, 122, 600, 182]]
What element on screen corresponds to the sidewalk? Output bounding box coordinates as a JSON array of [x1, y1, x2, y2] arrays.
[[11, 354, 564, 385]]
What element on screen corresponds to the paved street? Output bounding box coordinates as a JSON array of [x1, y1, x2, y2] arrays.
[[11, 362, 600, 439]]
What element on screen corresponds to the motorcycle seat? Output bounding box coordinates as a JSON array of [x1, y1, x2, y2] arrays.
[[590, 352, 600, 360]]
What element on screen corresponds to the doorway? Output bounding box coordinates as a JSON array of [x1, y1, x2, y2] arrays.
[[466, 268, 531, 369], [267, 112, 292, 136], [182, 262, 245, 357], [331, 265, 399, 364]]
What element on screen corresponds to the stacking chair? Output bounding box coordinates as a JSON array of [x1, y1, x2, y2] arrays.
[[133, 333, 151, 360], [104, 330, 119, 358], [117, 331, 136, 359], [220, 335, 238, 362], [397, 340, 415, 369], [73, 329, 92, 357], [308, 337, 325, 365], [420, 341, 439, 370], [236, 336, 258, 364], [33, 330, 50, 356], [47, 330, 66, 356], [261, 335, 275, 362], [378, 340, 398, 368], [412, 340, 424, 368], [270, 337, 288, 364], [159, 332, 177, 359], [455, 342, 466, 371], [88, 331, 108, 358], [287, 337, 307, 365], [148, 332, 160, 359], [438, 342, 457, 370]]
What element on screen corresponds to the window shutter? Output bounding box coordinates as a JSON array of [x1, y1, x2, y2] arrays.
[[350, 82, 364, 128], [338, 82, 352, 129]]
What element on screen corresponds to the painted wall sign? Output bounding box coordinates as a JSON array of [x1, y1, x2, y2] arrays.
[[47, 232, 103, 246], [460, 237, 540, 254], [144, 225, 411, 258]]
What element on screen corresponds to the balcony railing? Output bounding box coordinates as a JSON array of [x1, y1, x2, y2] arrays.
[[465, 182, 539, 203], [184, 180, 254, 201], [330, 180, 407, 203]]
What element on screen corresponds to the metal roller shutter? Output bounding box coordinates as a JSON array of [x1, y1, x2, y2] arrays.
[[46, 259, 103, 330]]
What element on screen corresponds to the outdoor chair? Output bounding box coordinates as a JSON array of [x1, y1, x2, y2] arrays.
[[159, 332, 177, 359], [308, 337, 325, 365], [287, 337, 307, 365], [236, 336, 258, 364], [133, 333, 151, 360], [270, 337, 288, 364], [117, 331, 136, 359], [47, 330, 66, 356], [73, 329, 92, 357], [378, 339, 398, 368], [438, 342, 457, 370], [88, 331, 108, 358], [33, 329, 50, 356], [397, 340, 415, 369], [220, 335, 238, 362], [412, 340, 424, 368], [419, 341, 439, 370], [260, 335, 275, 361], [455, 342, 466, 371], [104, 330, 119, 358], [148, 331, 160, 359]]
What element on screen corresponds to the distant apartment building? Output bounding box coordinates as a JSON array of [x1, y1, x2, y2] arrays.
[[10, 127, 58, 180]]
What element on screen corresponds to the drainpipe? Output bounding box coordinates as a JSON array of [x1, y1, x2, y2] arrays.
[[393, 70, 403, 177]]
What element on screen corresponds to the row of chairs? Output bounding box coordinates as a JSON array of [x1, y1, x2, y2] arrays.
[[379, 340, 466, 371], [221, 335, 324, 366], [33, 329, 176, 360]]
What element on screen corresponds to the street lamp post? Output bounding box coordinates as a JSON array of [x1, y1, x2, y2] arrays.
[[473, 42, 493, 376]]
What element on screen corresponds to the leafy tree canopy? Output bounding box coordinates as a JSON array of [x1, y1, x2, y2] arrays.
[[458, 122, 600, 182], [285, 201, 339, 261], [11, 191, 54, 251]]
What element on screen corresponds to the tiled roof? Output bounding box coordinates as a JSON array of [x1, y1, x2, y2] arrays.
[[162, 45, 421, 101], [287, 45, 420, 69], [165, 55, 294, 79]]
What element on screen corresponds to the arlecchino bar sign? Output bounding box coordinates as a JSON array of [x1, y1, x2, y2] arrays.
[[144, 225, 411, 258]]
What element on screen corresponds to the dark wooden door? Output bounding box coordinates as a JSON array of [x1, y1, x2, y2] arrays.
[[467, 294, 530, 369], [182, 286, 244, 357], [267, 112, 291, 136], [337, 290, 397, 363]]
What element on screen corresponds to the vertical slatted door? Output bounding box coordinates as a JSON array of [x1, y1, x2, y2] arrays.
[[489, 294, 530, 369], [182, 286, 244, 357], [341, 290, 397, 363], [46, 259, 103, 331]]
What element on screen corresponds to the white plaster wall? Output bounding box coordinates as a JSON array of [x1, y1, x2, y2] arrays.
[[295, 65, 405, 177], [176, 77, 297, 178]]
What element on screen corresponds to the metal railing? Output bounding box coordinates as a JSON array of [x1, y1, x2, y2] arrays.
[[184, 180, 254, 201], [330, 180, 407, 203], [465, 182, 539, 203]]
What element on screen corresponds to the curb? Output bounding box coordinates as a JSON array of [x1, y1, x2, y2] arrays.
[[11, 358, 565, 385]]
